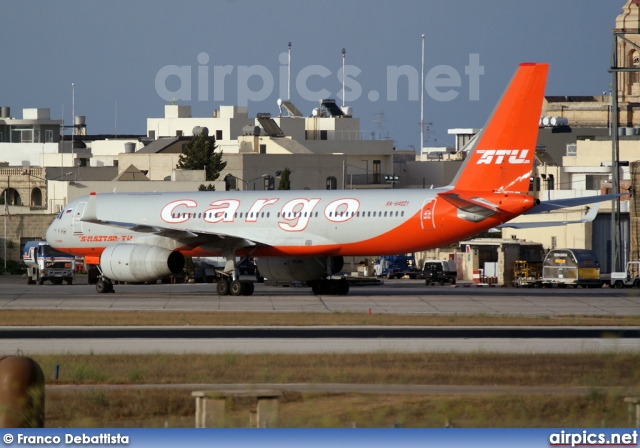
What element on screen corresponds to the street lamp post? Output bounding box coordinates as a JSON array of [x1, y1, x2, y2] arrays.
[[227, 174, 268, 191], [248, 174, 268, 190]]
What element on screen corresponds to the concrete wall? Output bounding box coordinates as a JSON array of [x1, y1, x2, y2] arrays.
[[0, 143, 59, 166], [1, 214, 56, 261]]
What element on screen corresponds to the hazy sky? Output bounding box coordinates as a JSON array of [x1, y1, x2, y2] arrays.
[[1, 1, 621, 149]]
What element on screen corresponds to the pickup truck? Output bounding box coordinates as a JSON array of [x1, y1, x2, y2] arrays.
[[422, 260, 457, 286]]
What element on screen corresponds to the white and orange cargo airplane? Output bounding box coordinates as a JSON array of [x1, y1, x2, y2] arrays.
[[45, 63, 606, 296]]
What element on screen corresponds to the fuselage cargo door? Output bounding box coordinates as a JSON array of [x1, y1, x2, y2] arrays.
[[420, 198, 437, 230], [73, 202, 87, 235]]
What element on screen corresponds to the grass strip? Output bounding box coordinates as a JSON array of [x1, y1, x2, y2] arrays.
[[1, 310, 639, 326]]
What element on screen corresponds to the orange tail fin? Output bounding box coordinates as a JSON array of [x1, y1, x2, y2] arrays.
[[451, 63, 548, 193]]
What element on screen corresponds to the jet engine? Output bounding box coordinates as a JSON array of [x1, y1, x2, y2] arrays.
[[100, 244, 185, 283], [256, 256, 343, 282]]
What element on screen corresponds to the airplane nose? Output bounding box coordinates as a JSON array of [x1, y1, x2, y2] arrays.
[[45, 221, 56, 244]]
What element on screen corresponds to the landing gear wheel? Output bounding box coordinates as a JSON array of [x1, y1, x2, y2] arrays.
[[241, 280, 254, 296], [217, 279, 230, 296], [96, 279, 108, 293], [336, 279, 350, 295], [311, 281, 324, 295], [230, 279, 244, 296]]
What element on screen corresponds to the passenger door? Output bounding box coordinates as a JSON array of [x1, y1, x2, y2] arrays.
[[73, 202, 87, 235]]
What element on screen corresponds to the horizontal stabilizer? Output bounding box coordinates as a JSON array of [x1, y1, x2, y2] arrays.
[[499, 203, 600, 229], [524, 193, 619, 214]]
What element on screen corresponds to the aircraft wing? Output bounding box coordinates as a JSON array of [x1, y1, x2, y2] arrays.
[[498, 203, 600, 229]]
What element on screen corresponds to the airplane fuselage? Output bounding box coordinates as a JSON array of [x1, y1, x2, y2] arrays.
[[46, 187, 535, 259]]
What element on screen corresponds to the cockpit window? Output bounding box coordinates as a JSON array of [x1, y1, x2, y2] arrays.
[[57, 208, 72, 219]]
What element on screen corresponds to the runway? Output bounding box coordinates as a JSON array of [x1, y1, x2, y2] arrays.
[[1, 276, 639, 316], [1, 276, 639, 355], [2, 327, 639, 355]]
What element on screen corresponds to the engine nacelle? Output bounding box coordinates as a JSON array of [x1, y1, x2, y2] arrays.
[[100, 244, 184, 283], [256, 256, 343, 282]]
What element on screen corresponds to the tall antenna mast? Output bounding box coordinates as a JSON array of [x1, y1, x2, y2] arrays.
[[287, 42, 291, 100], [71, 82, 75, 180], [61, 103, 64, 179], [115, 99, 118, 138], [341, 47, 346, 107], [420, 34, 425, 153]]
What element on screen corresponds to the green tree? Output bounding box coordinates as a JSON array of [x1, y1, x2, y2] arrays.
[[277, 167, 291, 190], [176, 132, 226, 184]]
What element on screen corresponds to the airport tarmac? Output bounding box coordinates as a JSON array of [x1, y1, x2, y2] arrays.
[[0, 275, 639, 316], [1, 275, 638, 355]]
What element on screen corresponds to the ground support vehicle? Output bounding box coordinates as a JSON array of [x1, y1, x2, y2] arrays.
[[541, 248, 601, 288], [23, 241, 75, 285], [422, 260, 457, 286], [373, 255, 420, 279], [512, 260, 542, 288], [610, 261, 640, 288]]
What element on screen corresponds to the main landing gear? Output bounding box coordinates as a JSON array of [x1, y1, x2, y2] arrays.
[[309, 278, 350, 295], [216, 277, 255, 296], [216, 253, 256, 296]]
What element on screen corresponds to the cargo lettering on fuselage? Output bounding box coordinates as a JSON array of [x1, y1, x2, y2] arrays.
[[159, 196, 381, 232]]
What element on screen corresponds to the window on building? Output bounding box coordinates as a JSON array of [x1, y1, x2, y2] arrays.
[[585, 174, 608, 190], [326, 176, 337, 190], [264, 175, 275, 190], [260, 144, 266, 154], [373, 160, 381, 184], [11, 129, 33, 143], [630, 50, 640, 89], [45, 130, 53, 143], [216, 130, 223, 140], [176, 130, 183, 137], [149, 130, 156, 139]]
